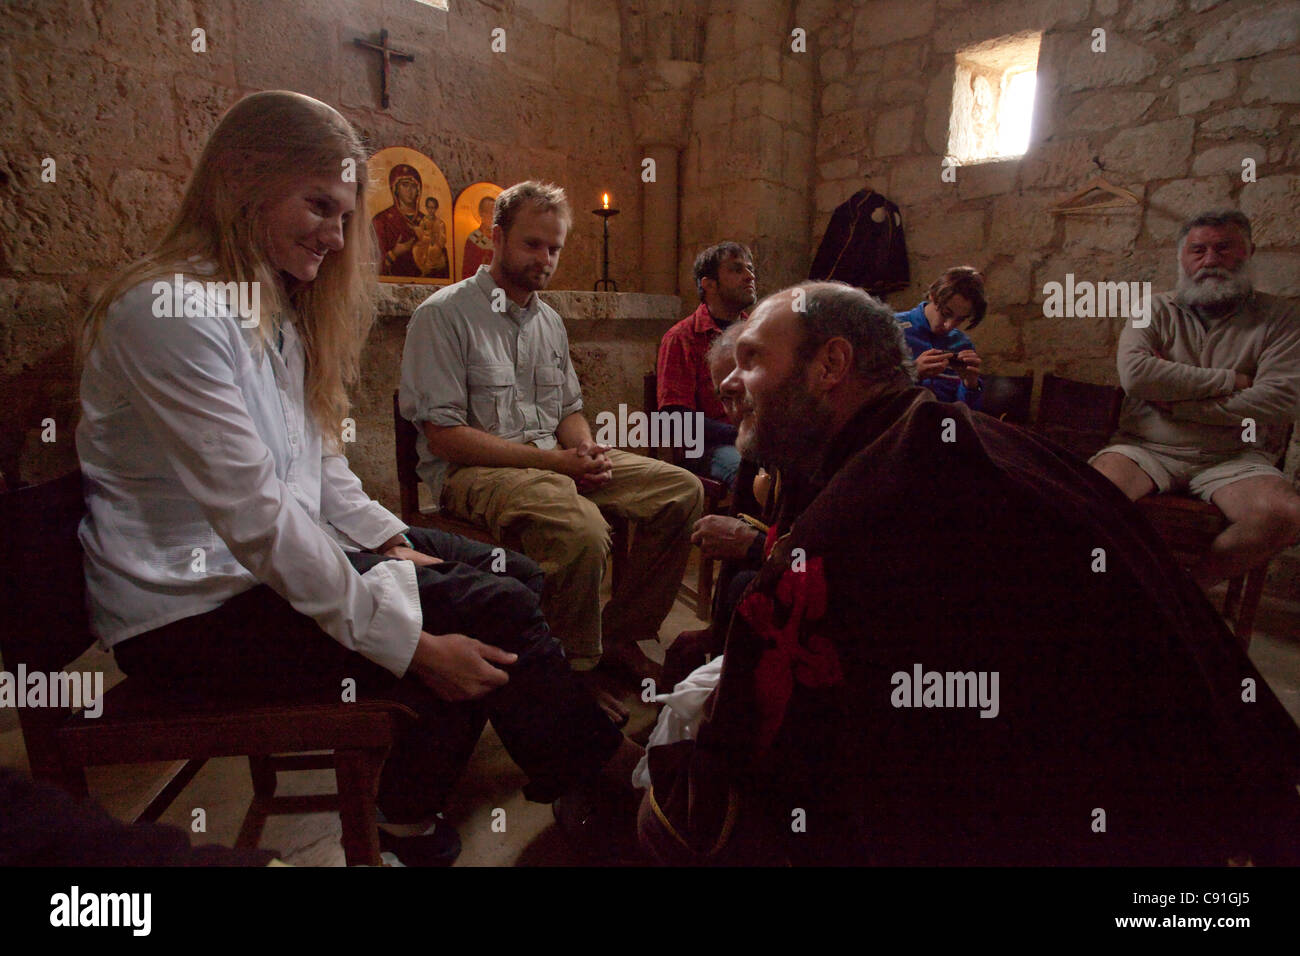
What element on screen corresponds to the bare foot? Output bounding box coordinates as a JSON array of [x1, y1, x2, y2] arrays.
[[576, 669, 630, 726], [595, 689, 630, 726]]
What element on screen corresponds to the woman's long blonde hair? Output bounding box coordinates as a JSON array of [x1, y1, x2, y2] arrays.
[[81, 90, 376, 448]]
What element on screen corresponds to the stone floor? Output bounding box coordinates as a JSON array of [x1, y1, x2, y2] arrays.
[[2, 552, 1297, 866]]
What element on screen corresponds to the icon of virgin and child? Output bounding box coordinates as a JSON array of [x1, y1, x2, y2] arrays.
[[372, 163, 450, 279]]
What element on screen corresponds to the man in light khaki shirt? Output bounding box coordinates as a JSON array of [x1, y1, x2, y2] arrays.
[[1092, 209, 1300, 587], [400, 181, 703, 705]]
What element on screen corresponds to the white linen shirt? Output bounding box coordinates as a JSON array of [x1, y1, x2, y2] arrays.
[[75, 276, 422, 677]]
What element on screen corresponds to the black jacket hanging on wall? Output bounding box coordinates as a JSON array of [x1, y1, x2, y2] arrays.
[[808, 188, 910, 296]]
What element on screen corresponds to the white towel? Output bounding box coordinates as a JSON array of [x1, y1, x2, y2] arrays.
[[632, 656, 725, 790]]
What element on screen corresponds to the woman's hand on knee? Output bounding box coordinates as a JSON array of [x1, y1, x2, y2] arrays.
[[382, 544, 444, 567], [410, 631, 516, 701]]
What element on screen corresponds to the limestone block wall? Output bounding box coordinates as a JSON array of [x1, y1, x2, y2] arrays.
[[800, 0, 1298, 383], [0, 0, 644, 488], [365, 285, 680, 511], [679, 0, 816, 302], [799, 0, 1300, 591]]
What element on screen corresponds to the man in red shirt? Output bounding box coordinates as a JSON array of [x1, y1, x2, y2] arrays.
[[656, 242, 757, 486]]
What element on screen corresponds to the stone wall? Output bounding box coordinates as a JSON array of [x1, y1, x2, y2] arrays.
[[0, 0, 642, 487], [799, 0, 1298, 385], [679, 0, 815, 301], [798, 0, 1300, 590]]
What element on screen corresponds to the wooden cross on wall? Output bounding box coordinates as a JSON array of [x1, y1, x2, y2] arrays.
[[353, 28, 414, 109]]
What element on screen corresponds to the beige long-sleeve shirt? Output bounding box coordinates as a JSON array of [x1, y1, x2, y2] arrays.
[[1115, 290, 1300, 457]]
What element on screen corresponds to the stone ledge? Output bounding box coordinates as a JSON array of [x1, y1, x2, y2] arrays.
[[375, 282, 680, 322]]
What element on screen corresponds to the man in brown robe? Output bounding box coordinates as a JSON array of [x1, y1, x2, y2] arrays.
[[639, 281, 1300, 866]]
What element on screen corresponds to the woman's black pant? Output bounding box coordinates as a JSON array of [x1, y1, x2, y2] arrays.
[[114, 527, 623, 823]]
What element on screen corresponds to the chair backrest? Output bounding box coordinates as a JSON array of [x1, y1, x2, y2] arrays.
[[0, 470, 97, 779], [1266, 422, 1294, 470], [392, 391, 422, 525], [980, 372, 1034, 425], [1034, 373, 1124, 460], [0, 469, 93, 674], [1037, 373, 1124, 432]]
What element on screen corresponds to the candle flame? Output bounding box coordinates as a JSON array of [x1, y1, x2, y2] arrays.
[[602, 193, 609, 209]]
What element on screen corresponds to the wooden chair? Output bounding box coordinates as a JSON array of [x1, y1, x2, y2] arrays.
[[979, 371, 1034, 425], [643, 372, 730, 620], [1032, 372, 1125, 461], [1031, 373, 1286, 648], [1133, 424, 1294, 649], [392, 392, 630, 588], [0, 471, 414, 866]]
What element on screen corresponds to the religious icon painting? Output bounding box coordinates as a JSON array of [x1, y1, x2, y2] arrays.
[[366, 146, 453, 284], [454, 182, 503, 281]]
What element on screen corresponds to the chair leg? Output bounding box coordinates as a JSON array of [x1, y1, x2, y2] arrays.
[[235, 755, 278, 850], [610, 521, 630, 593], [1233, 567, 1268, 651], [335, 747, 385, 867], [697, 555, 715, 622], [1223, 576, 1244, 622]]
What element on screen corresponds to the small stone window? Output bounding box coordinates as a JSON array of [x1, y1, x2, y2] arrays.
[[946, 32, 1041, 166], [409, 0, 449, 9]]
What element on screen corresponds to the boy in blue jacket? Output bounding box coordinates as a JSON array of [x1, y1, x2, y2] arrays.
[[895, 266, 987, 408]]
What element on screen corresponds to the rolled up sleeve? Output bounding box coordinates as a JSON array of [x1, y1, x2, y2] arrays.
[[400, 303, 469, 429], [560, 348, 584, 419], [105, 304, 421, 676]]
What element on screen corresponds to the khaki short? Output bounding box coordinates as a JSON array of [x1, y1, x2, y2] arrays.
[[1090, 443, 1284, 501]]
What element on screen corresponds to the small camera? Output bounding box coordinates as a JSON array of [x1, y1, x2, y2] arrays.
[[946, 351, 965, 370]]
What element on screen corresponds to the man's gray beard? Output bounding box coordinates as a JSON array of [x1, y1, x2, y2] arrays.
[[1175, 262, 1253, 311]]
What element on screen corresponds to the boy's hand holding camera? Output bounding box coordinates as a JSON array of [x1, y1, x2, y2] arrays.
[[917, 348, 982, 389]]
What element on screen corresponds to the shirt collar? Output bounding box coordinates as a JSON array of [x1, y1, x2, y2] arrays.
[[474, 265, 538, 324], [691, 301, 746, 335]]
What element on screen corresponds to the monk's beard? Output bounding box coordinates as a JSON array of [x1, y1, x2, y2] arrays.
[[738, 370, 832, 476], [1175, 262, 1253, 311]]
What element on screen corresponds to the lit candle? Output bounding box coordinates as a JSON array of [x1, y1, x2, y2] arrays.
[[602, 193, 609, 209]]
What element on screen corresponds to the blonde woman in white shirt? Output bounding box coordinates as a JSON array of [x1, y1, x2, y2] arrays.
[[76, 91, 641, 865]]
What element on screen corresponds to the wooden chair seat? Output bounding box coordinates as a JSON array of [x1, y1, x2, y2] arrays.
[[58, 687, 413, 763], [1132, 418, 1292, 650], [0, 470, 414, 866]]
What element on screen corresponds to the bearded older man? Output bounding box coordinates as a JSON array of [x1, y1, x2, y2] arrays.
[[1091, 209, 1300, 587]]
